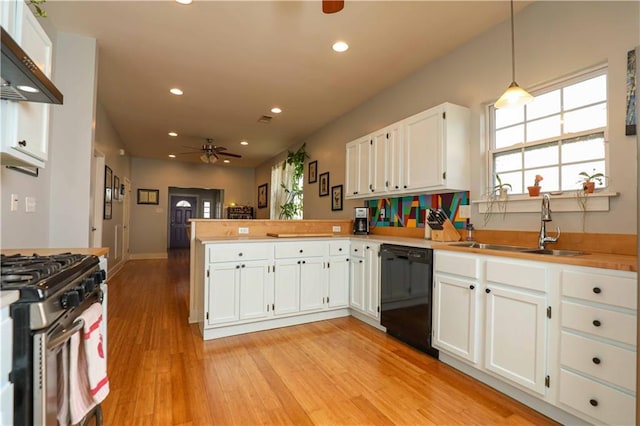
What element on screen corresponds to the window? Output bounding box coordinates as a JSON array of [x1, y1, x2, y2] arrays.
[[176, 200, 192, 207], [489, 67, 607, 194], [202, 200, 211, 219], [270, 160, 304, 219]]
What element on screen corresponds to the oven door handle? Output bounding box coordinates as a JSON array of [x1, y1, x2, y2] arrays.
[[47, 319, 85, 350]]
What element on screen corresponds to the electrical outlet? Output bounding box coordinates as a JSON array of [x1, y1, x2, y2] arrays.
[[332, 226, 341, 232], [458, 205, 471, 219], [238, 227, 249, 234], [380, 207, 386, 219], [10, 194, 19, 212]]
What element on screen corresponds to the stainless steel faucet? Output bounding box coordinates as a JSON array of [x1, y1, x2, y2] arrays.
[[538, 194, 560, 249]]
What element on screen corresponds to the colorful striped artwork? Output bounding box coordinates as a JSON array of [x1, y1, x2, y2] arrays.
[[365, 191, 469, 229]]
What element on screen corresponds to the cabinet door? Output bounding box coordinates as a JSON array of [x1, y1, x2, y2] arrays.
[[403, 108, 443, 191], [386, 124, 403, 192], [207, 263, 240, 326], [299, 258, 326, 312], [370, 129, 387, 195], [433, 274, 479, 363], [364, 244, 380, 319], [350, 257, 365, 311], [484, 285, 547, 395], [356, 137, 371, 196], [239, 261, 272, 321], [345, 141, 360, 198], [274, 260, 300, 315], [328, 256, 349, 308]]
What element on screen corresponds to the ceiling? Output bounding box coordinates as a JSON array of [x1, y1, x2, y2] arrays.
[[44, 1, 529, 168]]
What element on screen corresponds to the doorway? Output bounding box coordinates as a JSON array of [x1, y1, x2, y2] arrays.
[[169, 195, 197, 249], [90, 150, 105, 248]]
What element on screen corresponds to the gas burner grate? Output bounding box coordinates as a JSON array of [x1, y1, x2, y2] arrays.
[[0, 253, 90, 291]]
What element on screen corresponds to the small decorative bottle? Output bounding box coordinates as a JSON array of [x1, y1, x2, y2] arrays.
[[466, 223, 475, 241]]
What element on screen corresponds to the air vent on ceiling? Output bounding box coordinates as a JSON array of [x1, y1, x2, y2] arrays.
[[258, 115, 272, 123]]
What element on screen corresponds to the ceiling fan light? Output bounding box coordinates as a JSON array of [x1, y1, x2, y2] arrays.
[[494, 81, 534, 109]]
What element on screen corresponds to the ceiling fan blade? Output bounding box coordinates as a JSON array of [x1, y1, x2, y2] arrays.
[[322, 0, 344, 14], [218, 152, 242, 158], [214, 146, 227, 151]]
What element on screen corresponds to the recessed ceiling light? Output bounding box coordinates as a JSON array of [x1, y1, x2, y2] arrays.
[[17, 85, 39, 93], [168, 132, 178, 137], [170, 88, 183, 96], [332, 41, 349, 52], [175, 0, 192, 4], [240, 141, 249, 145], [168, 154, 176, 158], [223, 159, 230, 163], [271, 107, 282, 114]]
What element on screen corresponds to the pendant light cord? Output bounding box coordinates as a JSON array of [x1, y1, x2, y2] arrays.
[[510, 0, 516, 82]]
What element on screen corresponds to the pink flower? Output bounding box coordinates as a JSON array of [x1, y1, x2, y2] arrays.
[[534, 175, 543, 187]]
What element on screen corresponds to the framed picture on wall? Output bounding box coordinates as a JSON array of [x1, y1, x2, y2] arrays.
[[137, 188, 159, 205], [319, 172, 329, 196], [308, 160, 317, 184], [113, 175, 120, 201], [258, 183, 268, 209], [104, 165, 112, 219], [331, 184, 343, 211]]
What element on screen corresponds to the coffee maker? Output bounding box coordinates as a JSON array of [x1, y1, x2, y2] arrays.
[[353, 207, 370, 235]]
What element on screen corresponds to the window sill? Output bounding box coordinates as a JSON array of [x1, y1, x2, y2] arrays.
[[471, 191, 619, 214]]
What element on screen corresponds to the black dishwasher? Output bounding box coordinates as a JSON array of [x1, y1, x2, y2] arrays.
[[380, 244, 438, 358]]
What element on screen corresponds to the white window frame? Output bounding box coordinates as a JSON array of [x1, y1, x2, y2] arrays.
[[488, 65, 609, 195]]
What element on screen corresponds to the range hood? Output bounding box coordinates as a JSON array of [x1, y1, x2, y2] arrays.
[[1, 26, 63, 104]]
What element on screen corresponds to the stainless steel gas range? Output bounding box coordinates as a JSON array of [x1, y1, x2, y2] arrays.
[[1, 253, 107, 425]]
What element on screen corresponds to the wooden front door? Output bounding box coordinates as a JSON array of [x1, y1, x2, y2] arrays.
[[170, 196, 197, 249]]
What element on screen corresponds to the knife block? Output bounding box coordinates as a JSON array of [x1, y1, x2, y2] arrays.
[[431, 218, 461, 242]]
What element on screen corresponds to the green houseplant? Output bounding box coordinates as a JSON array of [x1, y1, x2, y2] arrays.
[[279, 143, 309, 219], [578, 170, 605, 193], [492, 174, 512, 198]]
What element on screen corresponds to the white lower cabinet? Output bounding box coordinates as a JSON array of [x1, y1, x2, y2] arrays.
[[0, 293, 18, 426], [327, 255, 350, 308], [434, 249, 638, 425], [298, 257, 326, 312], [557, 266, 637, 425], [433, 252, 480, 364], [350, 242, 380, 320]]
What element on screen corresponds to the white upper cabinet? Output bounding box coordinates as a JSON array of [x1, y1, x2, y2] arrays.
[[345, 102, 470, 199], [1, 0, 52, 168]]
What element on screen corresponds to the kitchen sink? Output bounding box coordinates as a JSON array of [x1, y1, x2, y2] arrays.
[[448, 242, 588, 256], [448, 242, 535, 252], [525, 249, 588, 256]]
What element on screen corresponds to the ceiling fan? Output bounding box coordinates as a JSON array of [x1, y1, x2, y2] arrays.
[[178, 139, 242, 164], [322, 0, 344, 14]]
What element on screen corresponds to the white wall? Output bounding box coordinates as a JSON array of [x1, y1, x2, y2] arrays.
[[130, 157, 255, 256], [48, 32, 97, 247], [258, 1, 639, 234]]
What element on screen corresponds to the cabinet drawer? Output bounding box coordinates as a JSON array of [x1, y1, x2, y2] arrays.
[[561, 301, 637, 346], [562, 270, 637, 309], [434, 251, 478, 279], [560, 331, 636, 391], [558, 369, 635, 426], [486, 260, 546, 292], [275, 242, 327, 259], [350, 242, 372, 257], [329, 240, 350, 256], [0, 315, 11, 387], [208, 243, 272, 262]]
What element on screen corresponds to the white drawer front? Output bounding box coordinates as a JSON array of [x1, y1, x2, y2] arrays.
[[329, 240, 350, 256], [558, 369, 635, 426], [561, 301, 637, 346], [0, 316, 12, 387], [350, 242, 366, 257], [560, 331, 636, 391], [208, 243, 272, 262], [486, 259, 546, 292], [434, 252, 478, 279], [275, 242, 327, 259], [562, 269, 637, 310]]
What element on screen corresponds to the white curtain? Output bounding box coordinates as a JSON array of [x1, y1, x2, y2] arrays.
[[270, 160, 295, 219]]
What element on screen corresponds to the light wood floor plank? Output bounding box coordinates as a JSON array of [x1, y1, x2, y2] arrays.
[[101, 249, 558, 425]]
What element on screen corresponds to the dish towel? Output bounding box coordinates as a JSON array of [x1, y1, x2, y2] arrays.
[[69, 303, 110, 424]]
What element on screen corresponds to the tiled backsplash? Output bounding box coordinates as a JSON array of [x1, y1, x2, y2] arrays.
[[365, 191, 469, 230]]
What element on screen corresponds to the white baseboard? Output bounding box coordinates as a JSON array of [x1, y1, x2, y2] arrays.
[[129, 252, 168, 260], [349, 309, 386, 332]]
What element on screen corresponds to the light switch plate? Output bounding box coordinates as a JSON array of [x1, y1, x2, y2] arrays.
[[25, 197, 36, 213], [458, 205, 471, 219], [10, 194, 19, 212]]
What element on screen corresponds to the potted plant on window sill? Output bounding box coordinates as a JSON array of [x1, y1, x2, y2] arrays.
[[493, 174, 512, 199], [527, 175, 543, 197], [482, 174, 512, 226], [578, 170, 605, 194]]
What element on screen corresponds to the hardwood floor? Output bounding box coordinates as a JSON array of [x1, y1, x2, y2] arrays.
[[102, 249, 558, 425]]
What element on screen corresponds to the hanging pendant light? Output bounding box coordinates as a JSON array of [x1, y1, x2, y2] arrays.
[[494, 0, 534, 109]]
